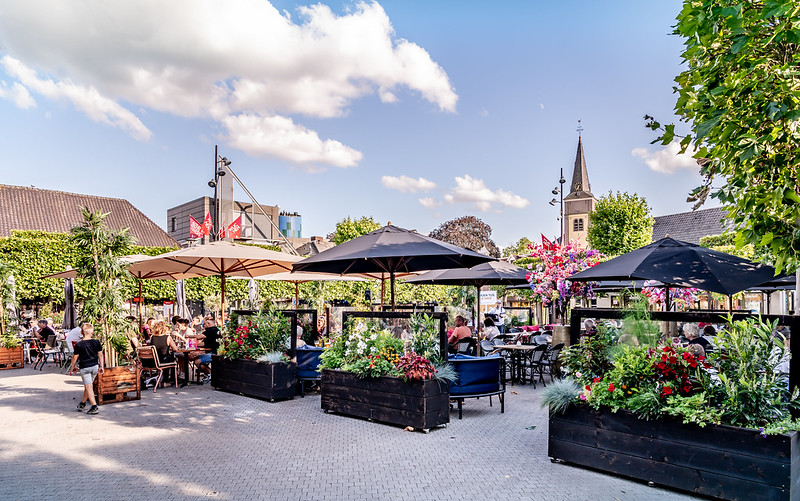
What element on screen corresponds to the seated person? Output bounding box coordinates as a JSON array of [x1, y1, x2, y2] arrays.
[[316, 317, 328, 338], [583, 319, 597, 336], [150, 320, 179, 364], [195, 317, 220, 384], [683, 323, 711, 351], [687, 342, 705, 359], [65, 322, 84, 354], [36, 318, 56, 343], [703, 325, 717, 337], [448, 316, 472, 350], [481, 318, 501, 341]]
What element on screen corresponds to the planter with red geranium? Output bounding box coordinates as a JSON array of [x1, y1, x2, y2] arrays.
[[544, 309, 800, 501], [211, 309, 298, 402], [319, 312, 452, 432]]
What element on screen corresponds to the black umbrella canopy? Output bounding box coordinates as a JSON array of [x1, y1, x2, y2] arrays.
[[293, 224, 495, 308], [403, 260, 529, 287], [568, 237, 776, 296], [404, 260, 528, 328]]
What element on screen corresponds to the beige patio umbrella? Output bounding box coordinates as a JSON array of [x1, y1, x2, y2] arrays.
[[126, 241, 303, 318]]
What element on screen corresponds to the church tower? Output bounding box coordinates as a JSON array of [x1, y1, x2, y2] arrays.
[[562, 131, 596, 245]]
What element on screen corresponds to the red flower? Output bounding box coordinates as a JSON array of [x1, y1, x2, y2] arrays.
[[608, 384, 615, 392], [593, 377, 601, 383], [585, 385, 591, 391], [661, 386, 673, 397]]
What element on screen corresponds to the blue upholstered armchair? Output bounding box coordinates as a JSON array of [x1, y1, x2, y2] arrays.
[[448, 354, 506, 419], [296, 345, 324, 397]]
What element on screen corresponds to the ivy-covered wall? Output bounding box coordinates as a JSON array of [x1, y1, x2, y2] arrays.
[[1, 230, 454, 307]]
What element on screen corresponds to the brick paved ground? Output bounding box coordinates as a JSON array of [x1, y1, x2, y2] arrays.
[[0, 363, 700, 501]]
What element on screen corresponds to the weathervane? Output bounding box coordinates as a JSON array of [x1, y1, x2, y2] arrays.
[[576, 119, 584, 137]]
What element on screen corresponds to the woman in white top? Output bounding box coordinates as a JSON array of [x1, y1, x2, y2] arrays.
[[481, 318, 501, 341]]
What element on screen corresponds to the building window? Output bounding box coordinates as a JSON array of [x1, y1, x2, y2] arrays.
[[171, 217, 176, 233], [573, 218, 584, 232]]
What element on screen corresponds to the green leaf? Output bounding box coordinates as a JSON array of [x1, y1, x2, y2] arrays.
[[784, 191, 800, 204]]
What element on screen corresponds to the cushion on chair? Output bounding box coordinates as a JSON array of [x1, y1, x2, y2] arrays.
[[296, 345, 324, 379], [448, 354, 503, 396]]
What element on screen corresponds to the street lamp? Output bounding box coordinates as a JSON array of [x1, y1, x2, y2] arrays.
[[550, 168, 566, 244], [210, 145, 230, 241]]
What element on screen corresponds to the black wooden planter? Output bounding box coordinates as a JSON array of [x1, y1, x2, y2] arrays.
[[549, 404, 800, 501], [211, 355, 297, 401], [321, 369, 449, 431]]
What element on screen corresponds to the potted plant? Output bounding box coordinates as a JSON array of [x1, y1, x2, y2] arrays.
[[0, 334, 24, 370], [319, 313, 451, 432], [544, 314, 799, 501], [211, 309, 297, 401]]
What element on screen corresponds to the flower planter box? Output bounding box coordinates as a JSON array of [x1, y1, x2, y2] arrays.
[[0, 346, 24, 370], [93, 366, 141, 405], [210, 355, 297, 401], [320, 369, 449, 431], [549, 404, 800, 501]]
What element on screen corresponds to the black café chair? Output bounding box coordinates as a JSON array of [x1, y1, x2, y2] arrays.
[[479, 339, 495, 356], [456, 337, 477, 356], [540, 343, 565, 382], [33, 335, 61, 370], [520, 344, 548, 388], [137, 346, 177, 392]]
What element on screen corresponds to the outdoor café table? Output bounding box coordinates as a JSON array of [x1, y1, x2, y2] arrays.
[[489, 344, 536, 384], [174, 348, 209, 387]]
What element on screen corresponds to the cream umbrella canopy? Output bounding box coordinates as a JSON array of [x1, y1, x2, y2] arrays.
[[235, 271, 368, 307], [126, 241, 303, 318]]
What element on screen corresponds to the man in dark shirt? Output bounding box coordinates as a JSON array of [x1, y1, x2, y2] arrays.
[[195, 317, 220, 384], [37, 319, 56, 343], [68, 323, 104, 415]]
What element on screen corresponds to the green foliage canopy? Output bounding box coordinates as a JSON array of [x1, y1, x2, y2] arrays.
[[587, 191, 653, 256], [651, 0, 800, 272], [331, 216, 381, 245]]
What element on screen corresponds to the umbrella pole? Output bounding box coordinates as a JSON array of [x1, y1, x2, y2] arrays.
[[390, 272, 396, 311], [295, 283, 299, 309], [664, 286, 671, 312], [380, 275, 385, 309], [221, 274, 226, 321], [138, 279, 143, 331], [476, 285, 481, 337], [728, 295, 733, 313]]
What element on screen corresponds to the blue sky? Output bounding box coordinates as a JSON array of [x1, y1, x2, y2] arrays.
[[0, 0, 704, 248]]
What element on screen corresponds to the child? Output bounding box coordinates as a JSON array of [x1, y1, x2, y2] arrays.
[[68, 323, 105, 415]]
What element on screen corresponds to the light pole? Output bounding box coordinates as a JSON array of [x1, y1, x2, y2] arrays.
[[549, 167, 566, 244], [208, 145, 230, 242]]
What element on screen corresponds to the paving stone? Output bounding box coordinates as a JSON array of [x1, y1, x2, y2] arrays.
[[0, 364, 701, 500]]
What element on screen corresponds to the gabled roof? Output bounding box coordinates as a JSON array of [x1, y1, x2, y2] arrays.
[[0, 184, 178, 247], [564, 136, 593, 200], [295, 238, 335, 257], [651, 207, 730, 244]]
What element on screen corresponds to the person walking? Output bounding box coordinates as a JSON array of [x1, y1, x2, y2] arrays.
[[68, 322, 105, 415]]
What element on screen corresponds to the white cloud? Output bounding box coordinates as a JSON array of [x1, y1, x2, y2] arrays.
[[632, 140, 697, 174], [443, 175, 530, 211], [0, 80, 36, 109], [381, 175, 436, 193], [221, 113, 362, 168], [2, 56, 152, 140], [0, 0, 457, 167], [539, 103, 544, 110], [418, 197, 442, 208]]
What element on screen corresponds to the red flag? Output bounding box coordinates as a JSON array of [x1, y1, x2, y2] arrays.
[[201, 212, 213, 236], [189, 215, 203, 239], [227, 216, 242, 239], [541, 234, 554, 250], [219, 221, 226, 239]]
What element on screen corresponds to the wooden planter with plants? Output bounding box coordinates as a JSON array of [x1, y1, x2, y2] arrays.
[[93, 365, 141, 405], [321, 369, 449, 430], [0, 346, 24, 370], [549, 404, 799, 501], [210, 355, 297, 401]]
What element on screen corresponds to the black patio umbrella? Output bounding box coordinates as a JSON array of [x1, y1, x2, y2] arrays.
[[404, 261, 529, 326], [63, 275, 77, 330], [292, 224, 495, 310], [568, 237, 776, 310]]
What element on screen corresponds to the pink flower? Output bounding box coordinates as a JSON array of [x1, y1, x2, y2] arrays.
[[579, 394, 587, 401]]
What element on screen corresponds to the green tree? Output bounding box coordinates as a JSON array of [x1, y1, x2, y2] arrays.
[[429, 215, 500, 257], [587, 191, 653, 256], [330, 216, 381, 245], [502, 237, 533, 258], [648, 1, 800, 278], [0, 260, 17, 335], [70, 208, 134, 361]]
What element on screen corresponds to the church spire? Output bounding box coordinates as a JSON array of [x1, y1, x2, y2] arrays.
[[568, 127, 592, 197]]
